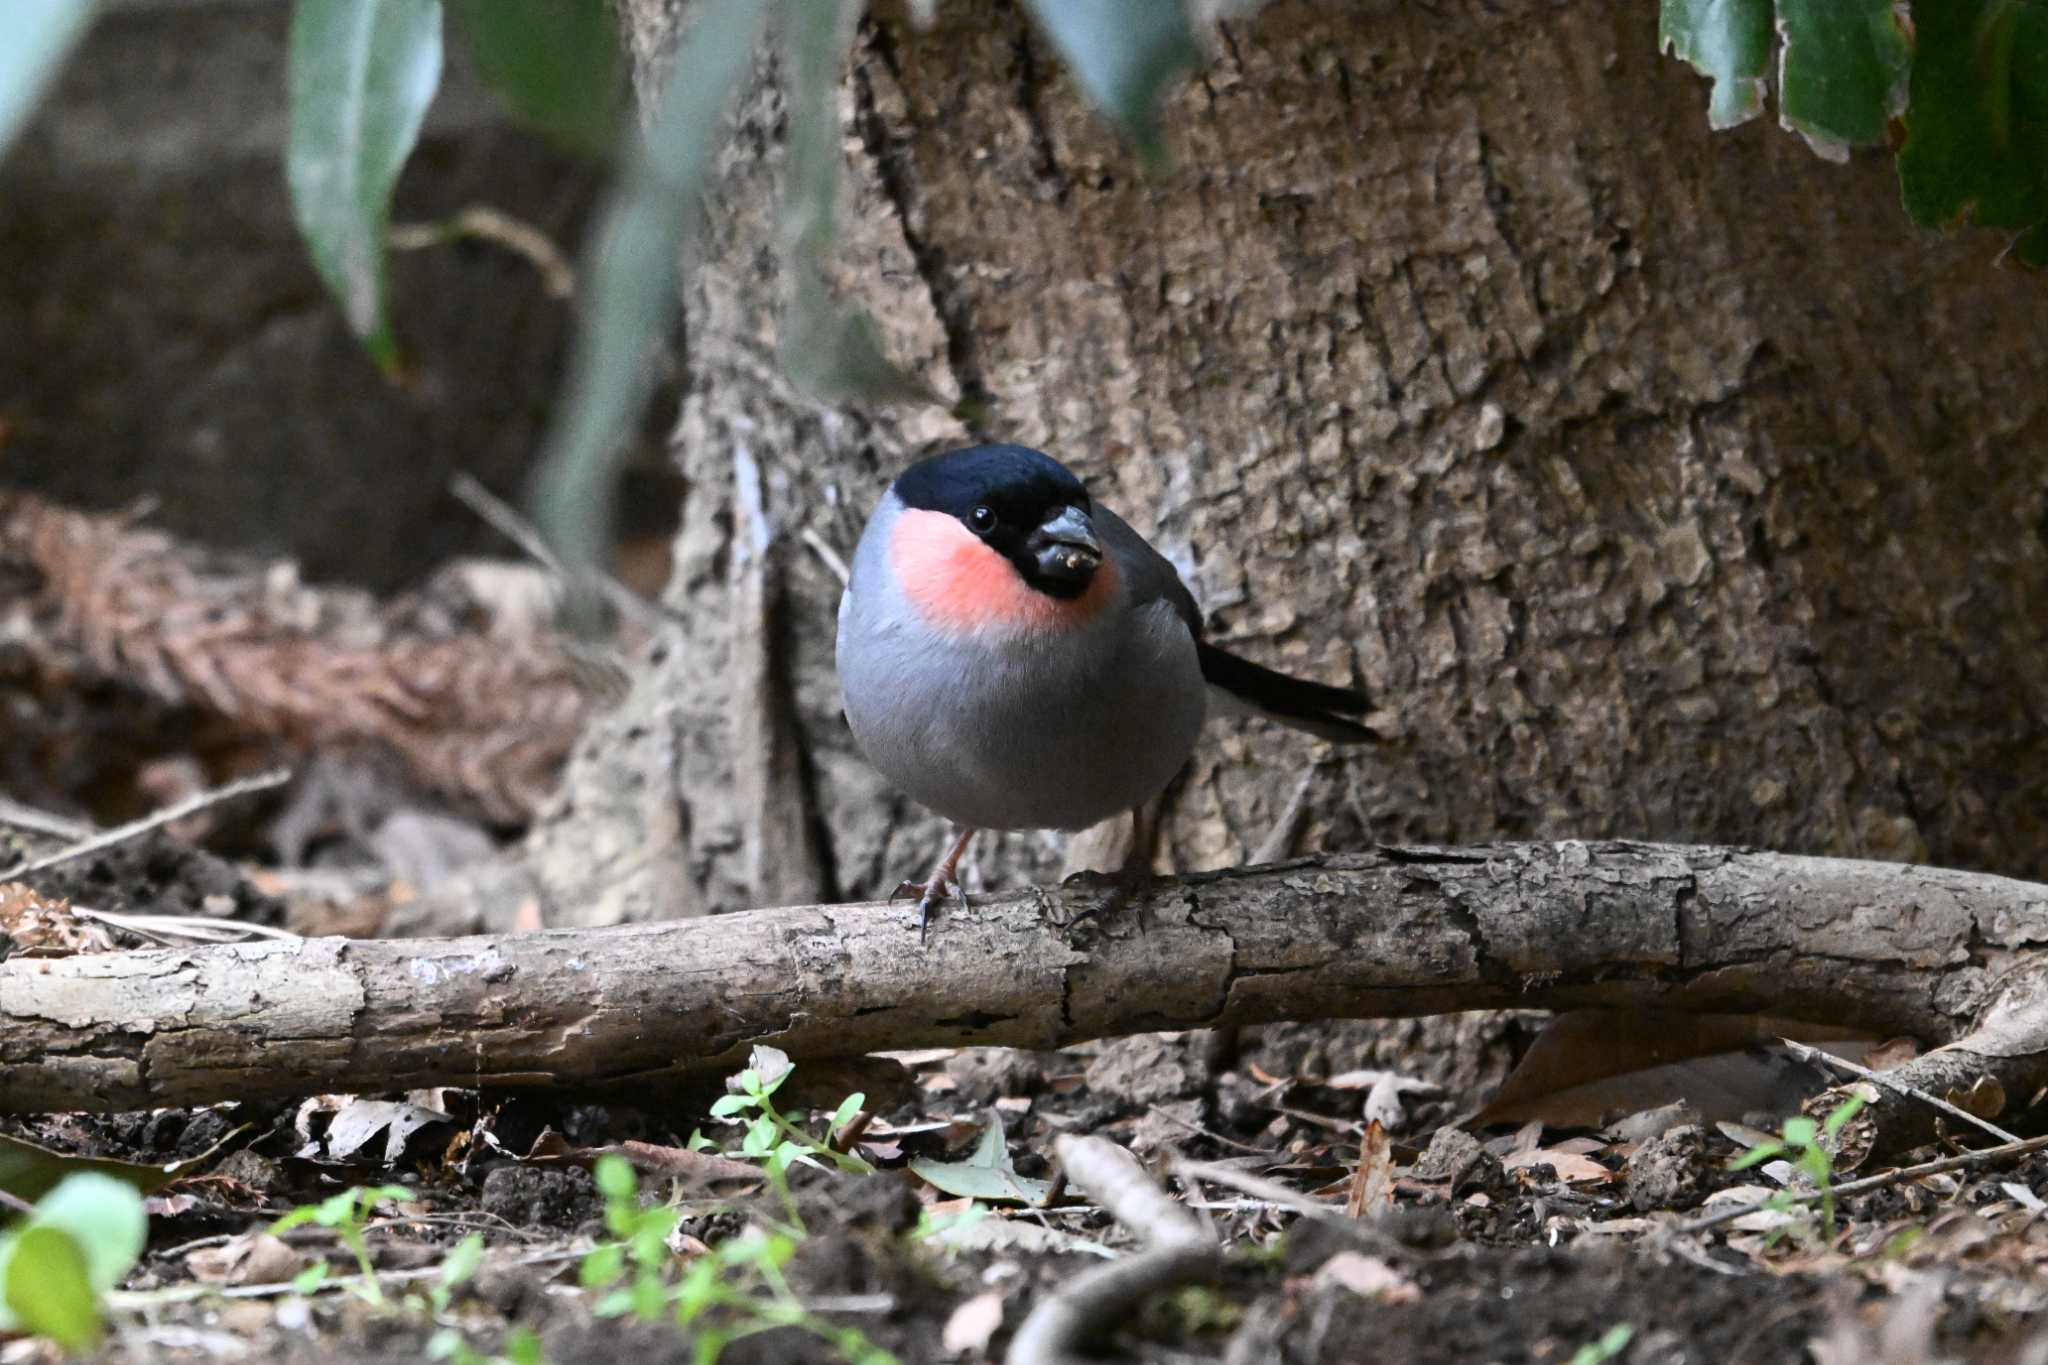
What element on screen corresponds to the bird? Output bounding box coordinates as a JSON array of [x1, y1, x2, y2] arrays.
[[835, 443, 1377, 937]]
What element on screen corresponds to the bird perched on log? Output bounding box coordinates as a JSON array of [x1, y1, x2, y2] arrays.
[[836, 444, 1377, 936]]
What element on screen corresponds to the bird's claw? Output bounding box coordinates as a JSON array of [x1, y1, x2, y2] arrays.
[[892, 877, 966, 943]]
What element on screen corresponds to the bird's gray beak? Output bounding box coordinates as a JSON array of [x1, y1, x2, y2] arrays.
[[1027, 505, 1102, 591]]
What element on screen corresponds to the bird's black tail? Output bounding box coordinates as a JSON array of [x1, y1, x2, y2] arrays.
[[1197, 642, 1379, 744]]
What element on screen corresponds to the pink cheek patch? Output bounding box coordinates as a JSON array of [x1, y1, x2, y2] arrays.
[[889, 509, 1116, 636]]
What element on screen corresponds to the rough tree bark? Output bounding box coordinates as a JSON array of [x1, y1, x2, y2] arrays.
[[9, 843, 2046, 1170], [472, 0, 2048, 945]]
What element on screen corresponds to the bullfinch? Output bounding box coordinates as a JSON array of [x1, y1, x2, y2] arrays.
[[836, 444, 1376, 935]]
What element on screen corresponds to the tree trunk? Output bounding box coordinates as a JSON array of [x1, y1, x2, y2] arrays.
[[501, 0, 2048, 936]]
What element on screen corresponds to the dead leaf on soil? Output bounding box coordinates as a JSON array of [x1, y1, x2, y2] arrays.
[[1310, 1251, 1421, 1304], [941, 1290, 1006, 1355], [0, 882, 117, 956], [1502, 1147, 1616, 1184], [187, 1232, 310, 1286], [1477, 1010, 1875, 1129], [523, 1132, 762, 1188], [314, 1098, 453, 1164], [1348, 1120, 1394, 1218]]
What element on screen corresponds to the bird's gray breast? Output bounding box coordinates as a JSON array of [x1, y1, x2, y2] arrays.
[[838, 557, 1205, 832]]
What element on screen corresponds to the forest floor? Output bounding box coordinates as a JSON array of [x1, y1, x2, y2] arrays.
[[1, 498, 2046, 1364], [6, 820, 2048, 1364]]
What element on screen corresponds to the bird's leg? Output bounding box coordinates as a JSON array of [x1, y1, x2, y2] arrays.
[[892, 826, 975, 940]]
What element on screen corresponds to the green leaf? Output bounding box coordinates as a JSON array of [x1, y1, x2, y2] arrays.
[[1020, 0, 1202, 166], [1775, 0, 1911, 156], [3, 1226, 101, 1351], [0, 0, 97, 163], [1781, 1116, 1819, 1148], [507, 1327, 545, 1365], [439, 1231, 485, 1290], [829, 1093, 866, 1133], [292, 1262, 331, 1294], [580, 1242, 625, 1288], [1727, 1141, 1784, 1171], [708, 1094, 754, 1119], [1658, 0, 1773, 128], [907, 1118, 1054, 1205], [446, 0, 624, 158], [741, 1117, 777, 1158], [24, 1173, 146, 1294], [0, 1124, 248, 1206], [594, 1154, 638, 1202], [1821, 1092, 1868, 1138], [529, 0, 770, 579], [1897, 0, 2048, 264], [286, 0, 445, 374]]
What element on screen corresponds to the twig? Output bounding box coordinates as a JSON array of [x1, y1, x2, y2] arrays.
[[1781, 1037, 2022, 1145], [3, 769, 290, 879], [1673, 1132, 2048, 1236], [447, 473, 673, 632], [0, 796, 92, 842], [1006, 1136, 1220, 1365], [67, 906, 301, 945], [1176, 1158, 1455, 1262], [0, 1188, 35, 1217], [388, 206, 576, 298], [800, 526, 852, 589]]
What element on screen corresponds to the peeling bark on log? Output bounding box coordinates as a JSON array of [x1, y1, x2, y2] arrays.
[[6, 842, 2045, 1166]]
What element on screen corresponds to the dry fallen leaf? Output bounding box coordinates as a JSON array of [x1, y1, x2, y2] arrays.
[[1312, 1251, 1421, 1304], [941, 1290, 1006, 1356], [187, 1232, 309, 1286], [1502, 1147, 1615, 1184]]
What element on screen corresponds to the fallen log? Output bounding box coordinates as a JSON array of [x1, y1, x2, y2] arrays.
[[4, 841, 2044, 1167]]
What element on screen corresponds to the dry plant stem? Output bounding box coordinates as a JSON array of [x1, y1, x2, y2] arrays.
[[5, 843, 2048, 1133], [1782, 1038, 2022, 1145], [4, 768, 290, 879], [1673, 1132, 2048, 1237], [1005, 1136, 1219, 1365], [446, 473, 668, 633]]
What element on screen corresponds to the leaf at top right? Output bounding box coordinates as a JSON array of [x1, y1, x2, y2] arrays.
[[1897, 0, 2048, 266]]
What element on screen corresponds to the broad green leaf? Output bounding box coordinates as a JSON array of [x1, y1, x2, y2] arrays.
[[0, 1125, 245, 1204], [1021, 0, 1202, 166], [908, 1118, 1053, 1204], [446, 0, 625, 158], [1775, 0, 1910, 156], [529, 0, 769, 578], [0, 0, 96, 163], [24, 1174, 146, 1295], [1898, 0, 2048, 266], [286, 0, 445, 374], [1658, 0, 1772, 128], [3, 1226, 101, 1351]]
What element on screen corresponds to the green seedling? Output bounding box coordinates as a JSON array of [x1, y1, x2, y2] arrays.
[[707, 1059, 871, 1230], [427, 1324, 545, 1365], [1728, 1094, 1868, 1240], [579, 1126, 894, 1363], [273, 1183, 412, 1305], [1567, 1323, 1635, 1365]]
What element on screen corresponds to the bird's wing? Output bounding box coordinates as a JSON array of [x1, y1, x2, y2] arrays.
[[1096, 503, 1378, 745], [1094, 504, 1202, 635]]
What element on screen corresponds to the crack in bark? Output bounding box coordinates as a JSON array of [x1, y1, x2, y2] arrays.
[[853, 23, 993, 427]]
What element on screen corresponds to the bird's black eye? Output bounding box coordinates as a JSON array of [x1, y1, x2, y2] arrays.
[[968, 505, 997, 534]]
